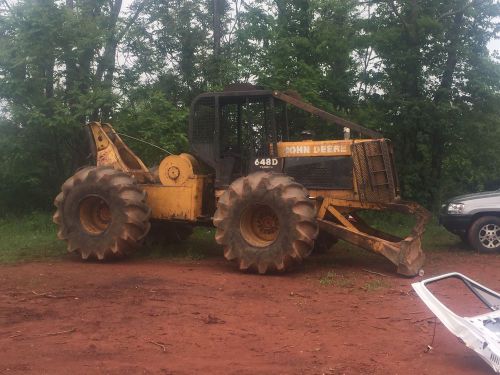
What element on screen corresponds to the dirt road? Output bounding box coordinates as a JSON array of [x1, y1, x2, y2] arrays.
[[1, 247, 499, 374]]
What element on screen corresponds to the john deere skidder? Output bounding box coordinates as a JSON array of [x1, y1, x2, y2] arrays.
[[54, 86, 430, 276]]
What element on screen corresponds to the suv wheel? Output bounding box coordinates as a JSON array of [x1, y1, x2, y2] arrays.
[[468, 216, 500, 253]]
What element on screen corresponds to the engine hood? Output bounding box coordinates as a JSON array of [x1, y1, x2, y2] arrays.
[[448, 190, 500, 204]]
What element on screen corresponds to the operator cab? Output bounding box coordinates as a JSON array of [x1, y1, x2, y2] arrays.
[[189, 85, 346, 187], [190, 86, 276, 187]]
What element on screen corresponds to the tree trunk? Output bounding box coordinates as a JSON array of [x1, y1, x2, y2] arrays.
[[429, 6, 465, 208], [94, 0, 122, 120], [212, 0, 223, 86]]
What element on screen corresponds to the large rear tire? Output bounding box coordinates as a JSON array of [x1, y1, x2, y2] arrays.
[[53, 166, 151, 260], [213, 172, 318, 273]]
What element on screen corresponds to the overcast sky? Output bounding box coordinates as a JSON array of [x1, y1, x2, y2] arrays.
[[489, 37, 500, 54]]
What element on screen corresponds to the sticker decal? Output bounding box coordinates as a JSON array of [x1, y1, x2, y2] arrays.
[[250, 157, 283, 172], [284, 144, 348, 155]]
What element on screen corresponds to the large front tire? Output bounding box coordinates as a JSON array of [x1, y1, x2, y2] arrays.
[[213, 172, 318, 274], [53, 166, 151, 260]]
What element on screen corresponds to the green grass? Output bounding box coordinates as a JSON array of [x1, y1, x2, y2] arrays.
[[318, 271, 389, 291], [0, 212, 65, 263], [319, 271, 355, 287], [0, 209, 462, 265], [356, 211, 459, 251], [135, 227, 219, 261], [0, 213, 220, 264], [362, 278, 390, 291]]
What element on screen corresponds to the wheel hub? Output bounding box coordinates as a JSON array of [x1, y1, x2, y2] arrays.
[[79, 195, 112, 235], [479, 224, 500, 249], [240, 204, 280, 247]]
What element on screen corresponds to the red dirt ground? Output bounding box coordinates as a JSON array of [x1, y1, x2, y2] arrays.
[[1, 247, 500, 374]]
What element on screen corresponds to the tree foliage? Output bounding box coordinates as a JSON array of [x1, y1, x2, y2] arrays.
[[0, 0, 499, 212]]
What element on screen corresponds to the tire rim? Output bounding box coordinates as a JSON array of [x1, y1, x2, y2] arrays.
[[79, 195, 112, 235], [478, 223, 500, 249], [240, 204, 280, 247]]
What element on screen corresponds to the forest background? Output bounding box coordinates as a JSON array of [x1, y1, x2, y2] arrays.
[[0, 0, 499, 214]]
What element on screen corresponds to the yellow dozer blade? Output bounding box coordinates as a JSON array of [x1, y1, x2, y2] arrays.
[[317, 198, 431, 277]]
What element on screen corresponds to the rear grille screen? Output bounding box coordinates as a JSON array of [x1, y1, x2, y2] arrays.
[[284, 156, 353, 190], [351, 140, 398, 203]]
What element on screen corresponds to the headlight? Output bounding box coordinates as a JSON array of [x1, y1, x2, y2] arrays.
[[447, 203, 464, 215]]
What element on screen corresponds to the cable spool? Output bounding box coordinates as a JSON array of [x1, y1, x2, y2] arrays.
[[158, 153, 199, 186]]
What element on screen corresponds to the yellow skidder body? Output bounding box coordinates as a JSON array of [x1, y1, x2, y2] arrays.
[[145, 154, 210, 221], [54, 87, 429, 276]]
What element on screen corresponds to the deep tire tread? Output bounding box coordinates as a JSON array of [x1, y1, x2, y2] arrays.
[[53, 166, 151, 260], [214, 172, 318, 274]]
